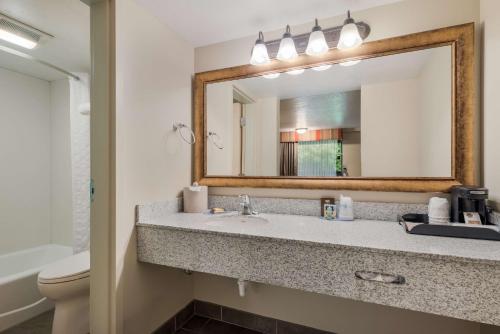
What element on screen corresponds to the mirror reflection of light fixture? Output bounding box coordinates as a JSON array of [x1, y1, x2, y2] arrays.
[[296, 128, 308, 134], [312, 64, 332, 71], [286, 68, 305, 75], [337, 11, 363, 50], [277, 25, 298, 61], [249, 31, 270, 65], [263, 72, 280, 79], [305, 19, 329, 56], [339, 59, 361, 67]]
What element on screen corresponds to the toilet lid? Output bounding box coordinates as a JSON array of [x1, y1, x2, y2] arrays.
[[38, 250, 90, 284]]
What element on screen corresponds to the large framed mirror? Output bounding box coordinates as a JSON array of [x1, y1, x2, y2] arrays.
[[193, 23, 475, 192]]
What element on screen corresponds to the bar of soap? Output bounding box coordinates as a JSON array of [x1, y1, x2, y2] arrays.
[[210, 208, 225, 214]]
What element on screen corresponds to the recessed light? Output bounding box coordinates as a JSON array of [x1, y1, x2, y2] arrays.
[[296, 128, 308, 134], [312, 64, 332, 71], [287, 68, 305, 75], [263, 73, 280, 79]]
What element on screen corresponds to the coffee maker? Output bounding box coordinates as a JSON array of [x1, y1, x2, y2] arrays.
[[451, 186, 489, 224]]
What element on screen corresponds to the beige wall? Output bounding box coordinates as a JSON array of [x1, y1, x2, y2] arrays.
[[206, 82, 235, 175], [361, 79, 420, 177], [245, 97, 280, 176], [481, 0, 500, 209], [342, 131, 361, 177], [115, 0, 194, 332], [418, 47, 453, 177]]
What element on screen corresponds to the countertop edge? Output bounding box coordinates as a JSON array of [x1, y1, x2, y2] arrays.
[[136, 221, 500, 267]]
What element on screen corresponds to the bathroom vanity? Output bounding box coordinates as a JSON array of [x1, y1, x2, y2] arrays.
[[136, 212, 500, 326]]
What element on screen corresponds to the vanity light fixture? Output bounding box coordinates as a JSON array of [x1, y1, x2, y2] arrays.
[[305, 19, 329, 56], [286, 68, 305, 75], [249, 31, 270, 65], [312, 64, 332, 71], [296, 128, 308, 134], [337, 11, 363, 50], [262, 72, 280, 79], [277, 25, 298, 61], [339, 59, 361, 66]]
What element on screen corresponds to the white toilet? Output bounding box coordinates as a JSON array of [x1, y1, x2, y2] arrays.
[[37, 251, 90, 334]]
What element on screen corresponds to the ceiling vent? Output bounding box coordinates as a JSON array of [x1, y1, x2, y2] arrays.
[[0, 12, 53, 49]]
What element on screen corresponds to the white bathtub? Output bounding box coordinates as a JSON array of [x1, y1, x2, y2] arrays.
[[0, 244, 73, 331]]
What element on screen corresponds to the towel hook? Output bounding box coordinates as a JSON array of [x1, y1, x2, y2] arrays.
[[208, 131, 224, 149], [173, 122, 195, 145]]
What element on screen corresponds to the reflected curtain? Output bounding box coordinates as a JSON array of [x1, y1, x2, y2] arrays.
[[298, 140, 342, 177], [280, 142, 298, 176]]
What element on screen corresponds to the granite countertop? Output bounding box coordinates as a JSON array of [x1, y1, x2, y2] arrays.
[[137, 212, 500, 266]]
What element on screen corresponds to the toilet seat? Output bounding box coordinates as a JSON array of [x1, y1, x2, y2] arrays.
[[38, 251, 89, 284]]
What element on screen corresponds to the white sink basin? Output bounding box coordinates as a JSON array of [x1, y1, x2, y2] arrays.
[[206, 213, 268, 226]]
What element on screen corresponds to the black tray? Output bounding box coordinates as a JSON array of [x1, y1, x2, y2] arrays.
[[399, 214, 500, 241]]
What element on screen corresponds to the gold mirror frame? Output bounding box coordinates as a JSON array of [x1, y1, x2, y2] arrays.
[[193, 23, 475, 192]]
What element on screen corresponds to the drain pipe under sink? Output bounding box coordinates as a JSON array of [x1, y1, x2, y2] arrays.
[[237, 279, 248, 297]]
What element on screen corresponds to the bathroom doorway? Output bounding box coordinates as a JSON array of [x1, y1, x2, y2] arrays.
[[0, 1, 91, 332]]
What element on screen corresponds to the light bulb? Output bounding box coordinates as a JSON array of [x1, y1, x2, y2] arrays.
[[263, 73, 280, 79], [312, 64, 332, 71], [277, 25, 298, 61], [286, 68, 305, 75], [339, 60, 361, 67], [249, 31, 270, 65], [337, 11, 363, 50], [306, 19, 329, 56]]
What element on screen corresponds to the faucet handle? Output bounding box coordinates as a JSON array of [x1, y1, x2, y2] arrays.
[[238, 194, 250, 204]]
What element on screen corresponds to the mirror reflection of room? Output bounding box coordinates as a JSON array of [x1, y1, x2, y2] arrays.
[[206, 45, 452, 178]]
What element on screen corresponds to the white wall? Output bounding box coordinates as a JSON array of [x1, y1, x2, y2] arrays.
[[0, 68, 51, 255], [418, 47, 452, 177], [481, 0, 500, 209], [361, 79, 420, 177], [115, 0, 194, 332], [50, 79, 74, 248]]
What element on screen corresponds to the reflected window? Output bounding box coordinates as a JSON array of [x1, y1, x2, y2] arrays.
[[298, 140, 342, 177]]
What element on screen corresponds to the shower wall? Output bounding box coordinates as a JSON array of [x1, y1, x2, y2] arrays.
[[70, 74, 91, 253], [50, 79, 74, 247], [0, 67, 90, 255], [0, 68, 52, 254]]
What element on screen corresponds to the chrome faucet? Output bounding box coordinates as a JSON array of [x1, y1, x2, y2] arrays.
[[239, 194, 257, 216]]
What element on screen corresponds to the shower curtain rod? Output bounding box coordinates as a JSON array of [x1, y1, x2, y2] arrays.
[[0, 44, 80, 81]]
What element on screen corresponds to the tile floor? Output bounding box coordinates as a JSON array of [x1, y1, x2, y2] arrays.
[[176, 315, 262, 334]]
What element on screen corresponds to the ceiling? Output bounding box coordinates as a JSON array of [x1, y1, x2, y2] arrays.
[[136, 0, 402, 47], [0, 0, 90, 81], [280, 91, 361, 131]]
